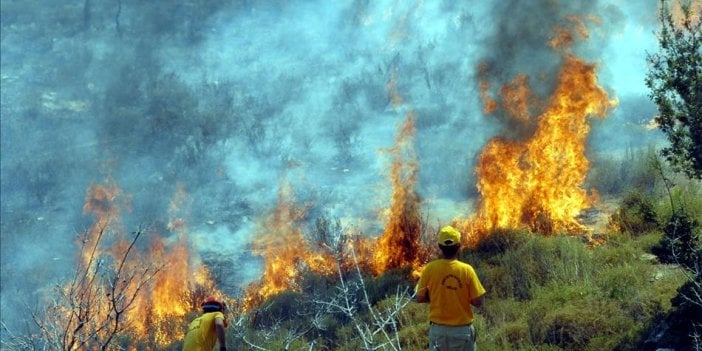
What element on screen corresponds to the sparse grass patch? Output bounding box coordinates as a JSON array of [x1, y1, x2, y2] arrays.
[[525, 284, 637, 350], [463, 231, 687, 351]]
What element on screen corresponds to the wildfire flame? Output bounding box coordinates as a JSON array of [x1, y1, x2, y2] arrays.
[[128, 184, 217, 347], [243, 182, 336, 309], [81, 180, 122, 266], [477, 62, 498, 115], [61, 180, 218, 349], [244, 113, 430, 306], [243, 62, 438, 306], [468, 54, 614, 238], [549, 15, 590, 50], [371, 113, 426, 274]]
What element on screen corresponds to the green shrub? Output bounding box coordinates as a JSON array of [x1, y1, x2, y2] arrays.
[[230, 222, 690, 351], [651, 211, 701, 269], [253, 291, 307, 328], [592, 237, 639, 267], [654, 179, 702, 222], [587, 147, 658, 196], [611, 190, 659, 236], [495, 320, 530, 349], [595, 262, 650, 300], [496, 235, 594, 300], [396, 319, 429, 351], [631, 232, 664, 253], [474, 228, 529, 256], [527, 292, 636, 350], [365, 267, 413, 305], [479, 264, 514, 299]]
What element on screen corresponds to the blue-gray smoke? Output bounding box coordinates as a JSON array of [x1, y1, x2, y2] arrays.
[[0, 0, 662, 336]]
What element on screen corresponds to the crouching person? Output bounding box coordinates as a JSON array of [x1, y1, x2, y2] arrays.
[[183, 295, 228, 351]]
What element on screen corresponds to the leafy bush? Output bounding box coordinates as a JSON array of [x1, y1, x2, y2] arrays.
[[474, 228, 529, 257], [610, 190, 659, 236], [653, 178, 702, 223], [587, 147, 658, 196], [492, 235, 594, 300], [364, 267, 413, 305], [522, 284, 638, 350], [646, 208, 702, 351], [651, 211, 701, 268], [252, 291, 308, 328]]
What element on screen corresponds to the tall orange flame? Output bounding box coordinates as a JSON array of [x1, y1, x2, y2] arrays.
[[371, 113, 425, 274], [124, 184, 218, 348], [469, 55, 614, 237], [500, 74, 538, 123]]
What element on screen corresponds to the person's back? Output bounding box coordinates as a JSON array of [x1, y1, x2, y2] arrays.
[[415, 226, 485, 351], [420, 259, 482, 326], [183, 296, 228, 351]]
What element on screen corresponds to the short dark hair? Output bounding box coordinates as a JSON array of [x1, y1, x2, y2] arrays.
[[202, 302, 224, 313], [439, 243, 460, 258]]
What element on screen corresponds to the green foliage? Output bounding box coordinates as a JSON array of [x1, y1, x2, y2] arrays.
[[483, 235, 594, 300], [646, 0, 702, 179], [534, 299, 635, 350], [652, 211, 701, 268], [107, 229, 687, 351], [610, 190, 659, 236], [653, 177, 702, 223], [474, 228, 529, 256], [364, 267, 413, 305], [252, 291, 308, 328], [472, 232, 686, 351], [587, 147, 659, 196]]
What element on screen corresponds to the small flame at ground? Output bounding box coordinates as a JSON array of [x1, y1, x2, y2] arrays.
[[243, 182, 336, 309]]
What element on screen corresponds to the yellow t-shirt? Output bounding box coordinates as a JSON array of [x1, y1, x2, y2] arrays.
[[416, 258, 485, 326], [182, 311, 225, 351]]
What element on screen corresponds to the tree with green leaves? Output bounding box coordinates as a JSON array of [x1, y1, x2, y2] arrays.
[[646, 0, 702, 179]]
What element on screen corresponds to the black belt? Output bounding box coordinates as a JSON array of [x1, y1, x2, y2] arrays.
[[430, 321, 472, 327]]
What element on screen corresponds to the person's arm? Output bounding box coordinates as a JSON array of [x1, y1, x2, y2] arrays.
[[470, 294, 484, 308], [414, 289, 429, 303], [215, 317, 227, 351], [414, 265, 430, 303]]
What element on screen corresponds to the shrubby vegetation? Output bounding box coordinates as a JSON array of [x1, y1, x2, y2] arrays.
[[587, 147, 659, 196], [3, 148, 698, 350], [202, 227, 688, 350], [202, 150, 696, 350]]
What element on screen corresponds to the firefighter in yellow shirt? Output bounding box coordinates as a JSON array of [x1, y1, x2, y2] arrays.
[[415, 226, 486, 351], [183, 296, 228, 351]]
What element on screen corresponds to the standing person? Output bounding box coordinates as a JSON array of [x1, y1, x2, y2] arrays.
[[183, 295, 228, 351], [415, 226, 486, 351]]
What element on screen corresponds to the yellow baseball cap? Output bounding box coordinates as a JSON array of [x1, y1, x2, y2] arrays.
[[438, 226, 461, 246]]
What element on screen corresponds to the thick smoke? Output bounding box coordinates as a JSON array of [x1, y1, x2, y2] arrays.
[[0, 0, 662, 336]]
